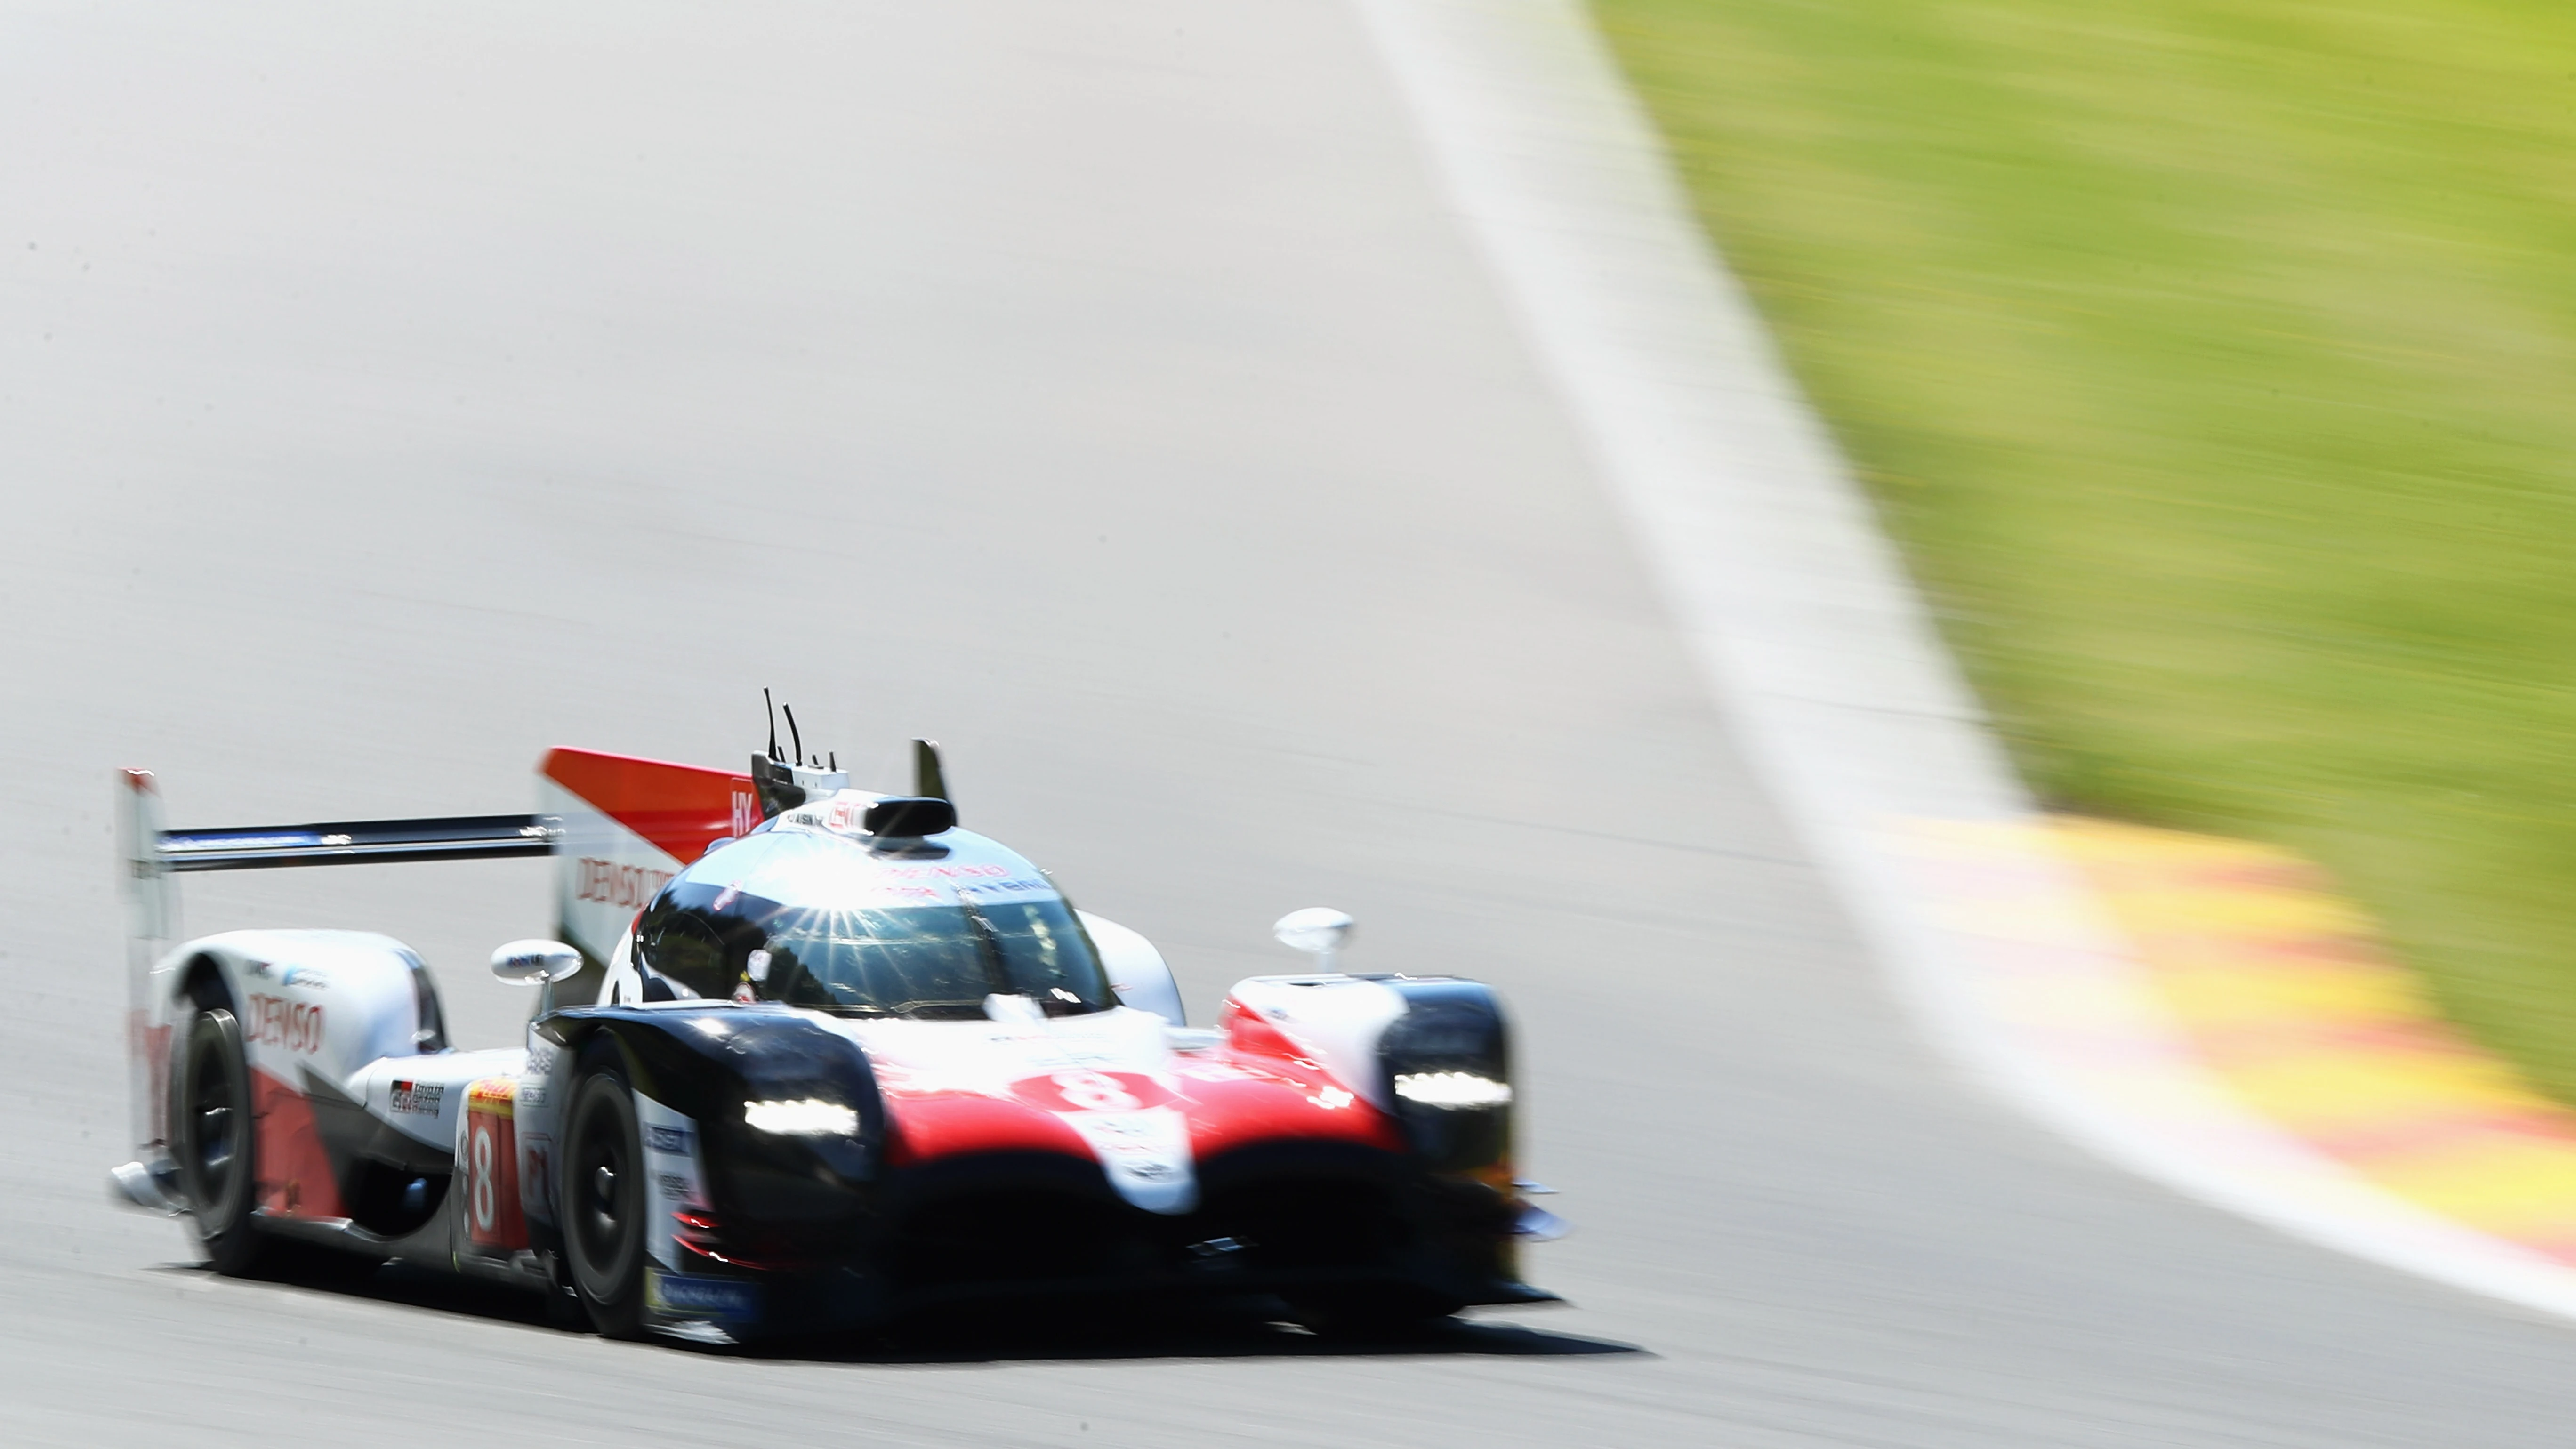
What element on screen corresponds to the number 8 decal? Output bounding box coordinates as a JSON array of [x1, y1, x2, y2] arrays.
[[470, 1121, 497, 1234], [1054, 1071, 1142, 1112], [462, 1077, 525, 1249]]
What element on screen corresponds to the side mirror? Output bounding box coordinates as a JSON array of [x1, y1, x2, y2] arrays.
[[491, 939, 584, 985], [1272, 907, 1353, 973]]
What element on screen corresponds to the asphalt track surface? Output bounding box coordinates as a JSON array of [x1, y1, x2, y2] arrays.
[[8, 4, 2576, 1445]]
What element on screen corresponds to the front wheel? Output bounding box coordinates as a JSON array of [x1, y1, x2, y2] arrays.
[[561, 1058, 648, 1339], [172, 1008, 266, 1275]]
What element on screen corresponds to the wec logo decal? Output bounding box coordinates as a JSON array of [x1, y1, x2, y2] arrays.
[[245, 993, 325, 1054]]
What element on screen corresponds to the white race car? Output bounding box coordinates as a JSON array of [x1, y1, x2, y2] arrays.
[[112, 728, 1560, 1341]]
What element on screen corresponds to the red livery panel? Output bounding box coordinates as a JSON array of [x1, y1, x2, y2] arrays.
[[877, 1055, 1401, 1172], [541, 748, 757, 868], [882, 1091, 1096, 1167], [1180, 1067, 1405, 1159], [1219, 997, 1310, 1064], [251, 1069, 345, 1220]]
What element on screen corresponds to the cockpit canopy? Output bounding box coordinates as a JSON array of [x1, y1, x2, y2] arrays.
[[633, 800, 1115, 1019]]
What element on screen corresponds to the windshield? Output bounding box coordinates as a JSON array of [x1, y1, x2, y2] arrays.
[[757, 895, 1115, 1019]]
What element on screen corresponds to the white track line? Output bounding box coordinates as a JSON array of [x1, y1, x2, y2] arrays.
[[1354, 0, 2576, 1322]]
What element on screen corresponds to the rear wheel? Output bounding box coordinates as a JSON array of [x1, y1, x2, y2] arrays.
[[173, 1008, 266, 1275], [562, 1058, 648, 1339]]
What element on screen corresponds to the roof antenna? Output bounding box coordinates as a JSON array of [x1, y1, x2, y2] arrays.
[[782, 703, 804, 770], [828, 750, 837, 771], [764, 688, 782, 762]]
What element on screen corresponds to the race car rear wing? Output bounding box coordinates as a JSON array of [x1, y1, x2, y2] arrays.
[[117, 768, 560, 959], [153, 813, 558, 871]]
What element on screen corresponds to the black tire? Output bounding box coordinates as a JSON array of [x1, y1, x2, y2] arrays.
[[173, 1008, 268, 1276], [562, 1059, 649, 1339]]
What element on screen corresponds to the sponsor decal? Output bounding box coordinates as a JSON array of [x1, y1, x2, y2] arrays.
[[712, 881, 743, 911], [782, 880, 941, 906], [245, 993, 325, 1054], [656, 1173, 692, 1199], [278, 966, 328, 990], [523, 1135, 555, 1219], [575, 857, 673, 910], [877, 862, 1012, 881], [644, 1124, 692, 1155], [955, 877, 1052, 898], [1005, 1041, 1127, 1069], [730, 787, 760, 839], [1062, 1106, 1197, 1212], [466, 1078, 515, 1117], [645, 1268, 759, 1322], [389, 1079, 444, 1116]]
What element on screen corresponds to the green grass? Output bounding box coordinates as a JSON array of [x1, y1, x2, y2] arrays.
[[1588, 0, 2576, 1098]]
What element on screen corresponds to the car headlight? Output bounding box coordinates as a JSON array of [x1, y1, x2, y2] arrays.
[[743, 1098, 859, 1136], [1392, 1071, 1513, 1109]]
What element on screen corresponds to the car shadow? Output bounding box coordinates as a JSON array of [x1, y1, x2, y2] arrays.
[[756, 1308, 1650, 1365], [150, 1259, 1650, 1362], [150, 1258, 558, 1330]]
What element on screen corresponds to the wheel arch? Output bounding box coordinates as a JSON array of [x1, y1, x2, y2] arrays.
[[177, 951, 233, 1014], [535, 1008, 885, 1135], [529, 1007, 886, 1255]]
